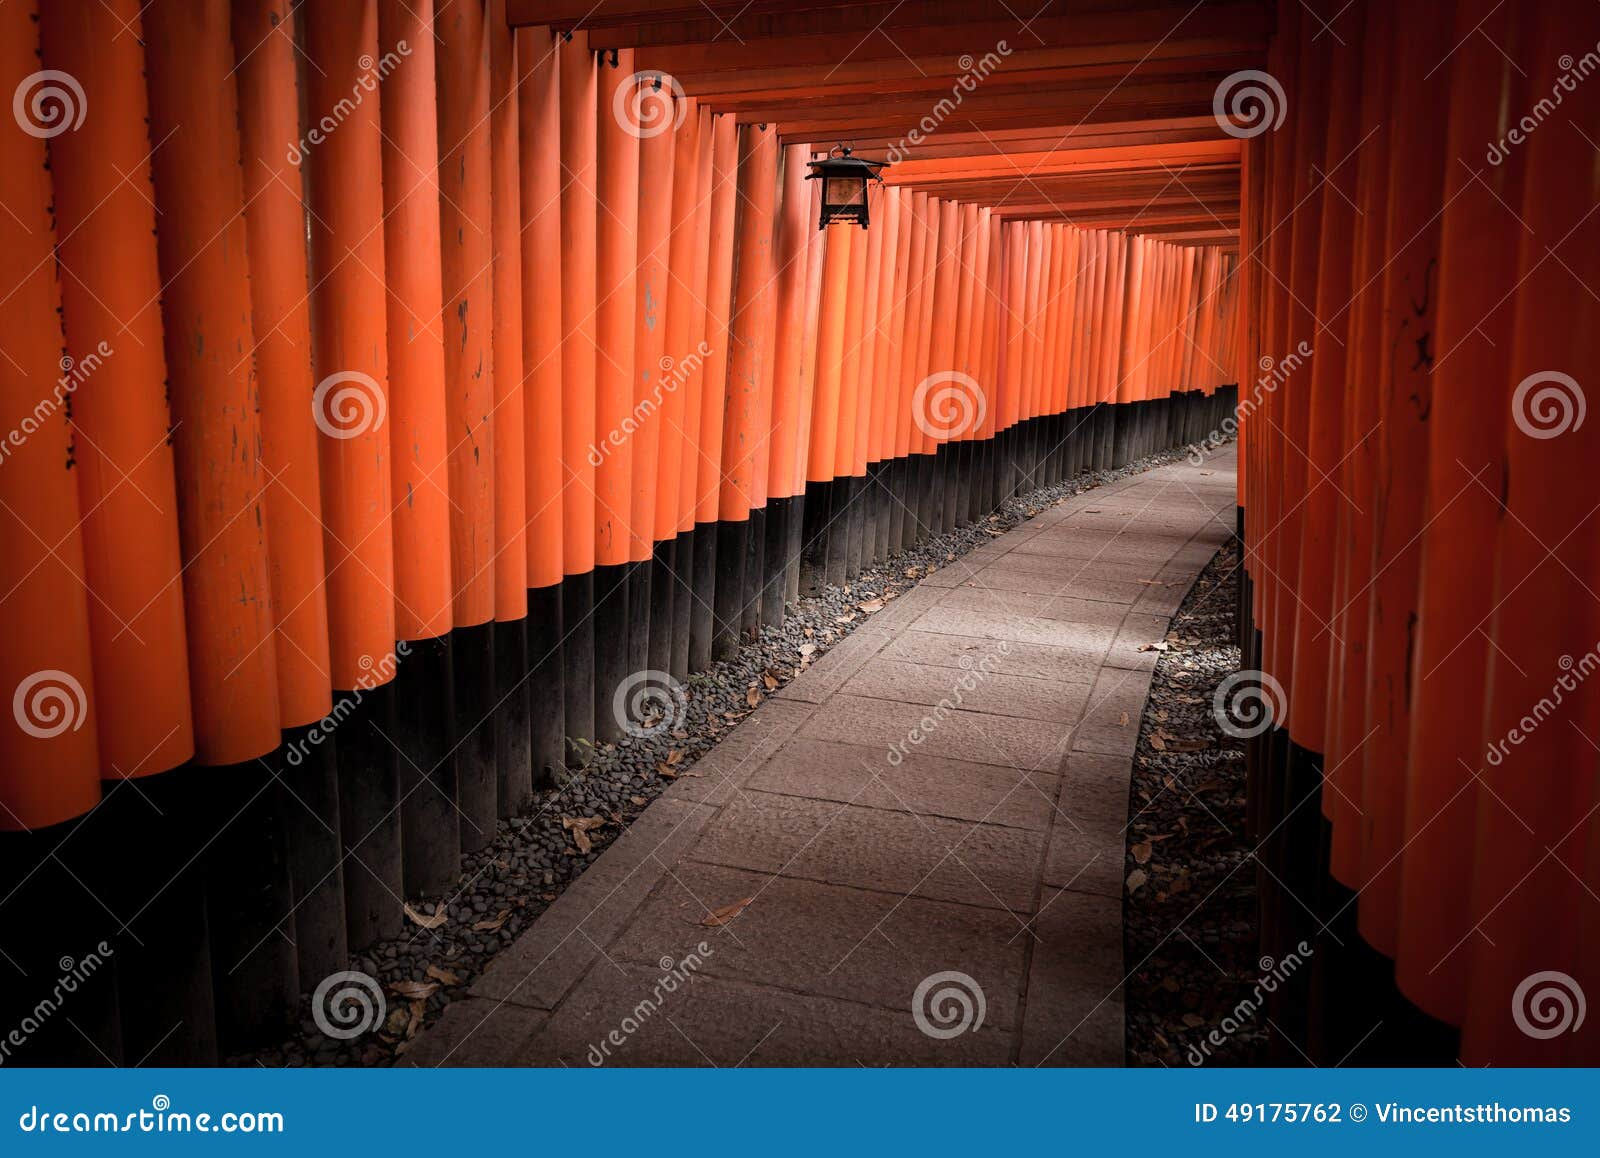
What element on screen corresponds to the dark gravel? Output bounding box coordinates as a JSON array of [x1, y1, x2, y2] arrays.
[[242, 444, 1203, 1067], [1122, 537, 1264, 1067]]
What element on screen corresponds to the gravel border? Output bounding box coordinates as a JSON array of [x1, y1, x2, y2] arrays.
[[244, 444, 1205, 1066], [1122, 538, 1263, 1067]]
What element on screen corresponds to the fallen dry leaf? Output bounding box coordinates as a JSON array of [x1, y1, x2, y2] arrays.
[[665, 748, 684, 765], [1126, 869, 1148, 894], [1117, 711, 1130, 726], [835, 612, 857, 625], [390, 979, 438, 1001], [656, 762, 678, 778], [700, 896, 755, 927], [425, 964, 460, 987], [472, 910, 510, 933], [630, 795, 647, 806], [857, 598, 884, 613], [1137, 641, 1169, 653], [404, 903, 448, 930], [763, 670, 780, 690], [1131, 841, 1153, 865], [746, 687, 762, 708], [798, 642, 817, 657], [1149, 734, 1166, 751]]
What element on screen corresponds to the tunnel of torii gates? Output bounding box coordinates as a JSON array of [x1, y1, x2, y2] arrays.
[[0, 0, 1595, 1068]]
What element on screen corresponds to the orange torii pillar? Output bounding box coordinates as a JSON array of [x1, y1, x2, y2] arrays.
[[634, 77, 679, 671], [593, 49, 640, 737], [867, 188, 905, 557], [438, 0, 499, 845], [688, 114, 738, 671], [662, 101, 705, 681], [761, 144, 814, 625], [0, 0, 130, 1068], [517, 25, 567, 783], [303, 0, 405, 952], [145, 0, 297, 1053], [558, 32, 597, 740], [713, 123, 777, 659], [799, 221, 852, 591], [488, 0, 532, 816], [379, 0, 460, 898], [232, 0, 343, 998]]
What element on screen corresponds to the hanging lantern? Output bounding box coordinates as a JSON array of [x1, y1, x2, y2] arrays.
[[805, 145, 887, 230]]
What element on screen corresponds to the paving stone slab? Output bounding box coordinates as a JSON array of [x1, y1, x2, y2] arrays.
[[774, 629, 891, 705], [523, 965, 1015, 1066], [1019, 891, 1126, 1066], [400, 999, 549, 1067], [663, 698, 814, 806], [933, 584, 1134, 628], [1070, 668, 1155, 758], [882, 628, 1103, 686], [799, 692, 1073, 771], [1103, 611, 1176, 672], [942, 566, 1152, 605], [691, 792, 1045, 912], [838, 654, 1093, 726], [608, 861, 1030, 1026], [745, 735, 1060, 830], [909, 602, 1120, 653]]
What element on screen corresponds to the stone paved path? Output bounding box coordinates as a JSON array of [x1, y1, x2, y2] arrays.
[[408, 449, 1237, 1067]]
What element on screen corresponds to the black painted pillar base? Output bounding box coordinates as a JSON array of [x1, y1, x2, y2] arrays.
[[712, 517, 748, 662], [628, 557, 652, 679], [283, 724, 347, 988], [561, 573, 595, 742], [527, 582, 566, 787], [762, 497, 792, 629], [784, 493, 805, 603], [648, 539, 676, 674], [886, 458, 908, 551], [204, 760, 299, 1054], [670, 528, 694, 682], [799, 478, 833, 596], [396, 633, 460, 894], [453, 620, 497, 855], [592, 562, 631, 743], [742, 505, 766, 637], [0, 812, 127, 1065], [494, 617, 532, 817], [689, 521, 718, 673], [337, 681, 403, 947]]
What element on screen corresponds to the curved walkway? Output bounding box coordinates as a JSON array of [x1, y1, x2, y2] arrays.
[[408, 449, 1238, 1066]]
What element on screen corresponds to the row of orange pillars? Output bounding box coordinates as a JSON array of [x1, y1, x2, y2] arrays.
[[0, 0, 1238, 1063], [1238, 0, 1600, 1065]]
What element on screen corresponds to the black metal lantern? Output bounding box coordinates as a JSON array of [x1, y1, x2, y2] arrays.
[[805, 145, 888, 230]]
